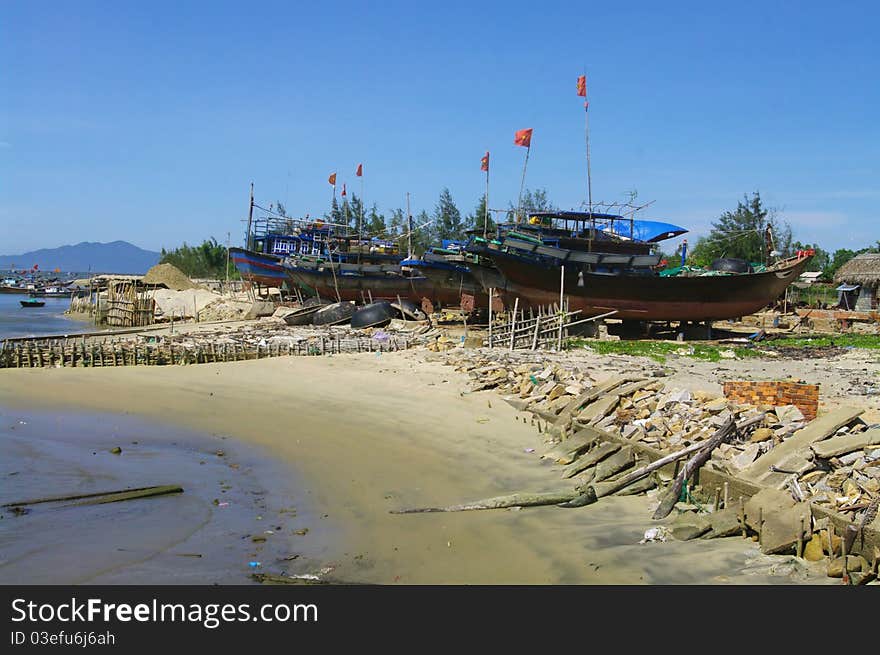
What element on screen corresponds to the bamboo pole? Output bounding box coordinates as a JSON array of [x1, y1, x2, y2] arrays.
[[508, 297, 519, 351]]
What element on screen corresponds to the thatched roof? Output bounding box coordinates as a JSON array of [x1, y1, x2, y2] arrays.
[[834, 252, 880, 286]]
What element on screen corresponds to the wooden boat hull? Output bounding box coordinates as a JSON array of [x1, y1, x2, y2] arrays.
[[229, 247, 288, 288], [400, 259, 489, 306], [1, 285, 31, 294], [284, 264, 469, 308], [486, 249, 814, 321]]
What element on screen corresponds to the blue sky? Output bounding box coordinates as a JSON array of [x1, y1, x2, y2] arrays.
[[2, 1, 878, 256]]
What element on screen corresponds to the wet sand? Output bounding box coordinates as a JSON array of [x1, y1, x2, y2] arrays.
[[0, 352, 835, 584], [0, 408, 331, 584]]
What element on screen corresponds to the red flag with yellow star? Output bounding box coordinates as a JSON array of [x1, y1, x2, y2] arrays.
[[480, 151, 489, 172], [514, 128, 533, 148]]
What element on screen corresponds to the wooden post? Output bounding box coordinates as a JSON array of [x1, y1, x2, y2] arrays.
[[488, 288, 494, 347], [508, 297, 519, 351], [557, 265, 565, 351], [531, 315, 541, 350], [797, 517, 805, 558]]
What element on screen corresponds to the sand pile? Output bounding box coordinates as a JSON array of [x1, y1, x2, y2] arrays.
[[144, 263, 198, 291]]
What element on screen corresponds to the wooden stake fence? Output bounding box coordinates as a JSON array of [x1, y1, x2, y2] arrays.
[[0, 334, 412, 369]]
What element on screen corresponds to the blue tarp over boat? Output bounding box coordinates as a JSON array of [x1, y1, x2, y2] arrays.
[[596, 220, 688, 243]]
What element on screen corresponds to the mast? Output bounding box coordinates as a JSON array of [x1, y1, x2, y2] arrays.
[[406, 192, 413, 259], [585, 94, 593, 217], [516, 145, 531, 224], [245, 182, 254, 249]]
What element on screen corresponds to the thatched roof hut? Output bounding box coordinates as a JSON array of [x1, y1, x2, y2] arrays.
[[834, 253, 880, 288]]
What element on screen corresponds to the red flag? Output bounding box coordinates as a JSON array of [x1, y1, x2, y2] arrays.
[[355, 163, 363, 177], [480, 151, 489, 172], [328, 172, 337, 186], [341, 183, 347, 197], [576, 75, 586, 97], [514, 128, 533, 148]]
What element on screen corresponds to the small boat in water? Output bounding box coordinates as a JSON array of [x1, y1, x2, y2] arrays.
[[20, 298, 45, 308]]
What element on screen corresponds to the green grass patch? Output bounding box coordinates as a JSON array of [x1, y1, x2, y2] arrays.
[[768, 334, 880, 349], [565, 338, 758, 363]]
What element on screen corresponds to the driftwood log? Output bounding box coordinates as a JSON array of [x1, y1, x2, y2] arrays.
[[652, 413, 765, 520], [391, 490, 580, 514], [4, 485, 184, 508]]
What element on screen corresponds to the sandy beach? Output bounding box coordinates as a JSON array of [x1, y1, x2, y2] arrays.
[[0, 349, 838, 584]]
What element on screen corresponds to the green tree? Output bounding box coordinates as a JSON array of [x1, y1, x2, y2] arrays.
[[688, 192, 793, 267], [790, 241, 829, 275], [347, 194, 364, 233], [325, 197, 344, 227], [433, 188, 465, 242], [410, 209, 435, 256], [468, 194, 495, 236], [364, 203, 386, 236], [160, 237, 238, 280], [506, 188, 554, 222]]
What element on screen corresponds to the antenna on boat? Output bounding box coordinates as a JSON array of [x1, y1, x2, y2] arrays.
[[406, 192, 413, 259]]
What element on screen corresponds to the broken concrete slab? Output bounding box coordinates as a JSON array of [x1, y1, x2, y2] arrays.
[[811, 428, 880, 459], [593, 446, 635, 482], [702, 508, 742, 539], [758, 502, 812, 555], [541, 431, 599, 465], [551, 375, 645, 427], [561, 441, 620, 478], [740, 406, 863, 485], [774, 404, 805, 423], [744, 488, 797, 533], [670, 513, 712, 541]]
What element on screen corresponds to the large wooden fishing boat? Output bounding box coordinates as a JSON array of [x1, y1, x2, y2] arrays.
[[474, 229, 814, 322], [231, 197, 482, 308]]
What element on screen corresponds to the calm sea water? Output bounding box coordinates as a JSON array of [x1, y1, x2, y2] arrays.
[[0, 293, 92, 340]]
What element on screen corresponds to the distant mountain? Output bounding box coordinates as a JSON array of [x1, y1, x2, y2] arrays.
[[0, 241, 161, 274]]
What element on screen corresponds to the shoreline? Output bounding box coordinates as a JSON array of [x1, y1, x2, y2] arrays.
[[0, 350, 837, 584], [0, 404, 329, 584]]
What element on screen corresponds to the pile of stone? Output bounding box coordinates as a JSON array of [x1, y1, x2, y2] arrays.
[[439, 350, 880, 547]]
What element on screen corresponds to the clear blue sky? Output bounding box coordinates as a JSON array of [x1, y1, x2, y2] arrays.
[[2, 1, 877, 256]]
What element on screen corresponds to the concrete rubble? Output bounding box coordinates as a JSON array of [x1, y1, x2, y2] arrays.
[[433, 347, 880, 579]]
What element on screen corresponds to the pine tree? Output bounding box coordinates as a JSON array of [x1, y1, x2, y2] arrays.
[[433, 188, 465, 243], [468, 194, 494, 236], [689, 192, 793, 266], [365, 203, 386, 236], [506, 188, 554, 222], [411, 209, 434, 256]]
